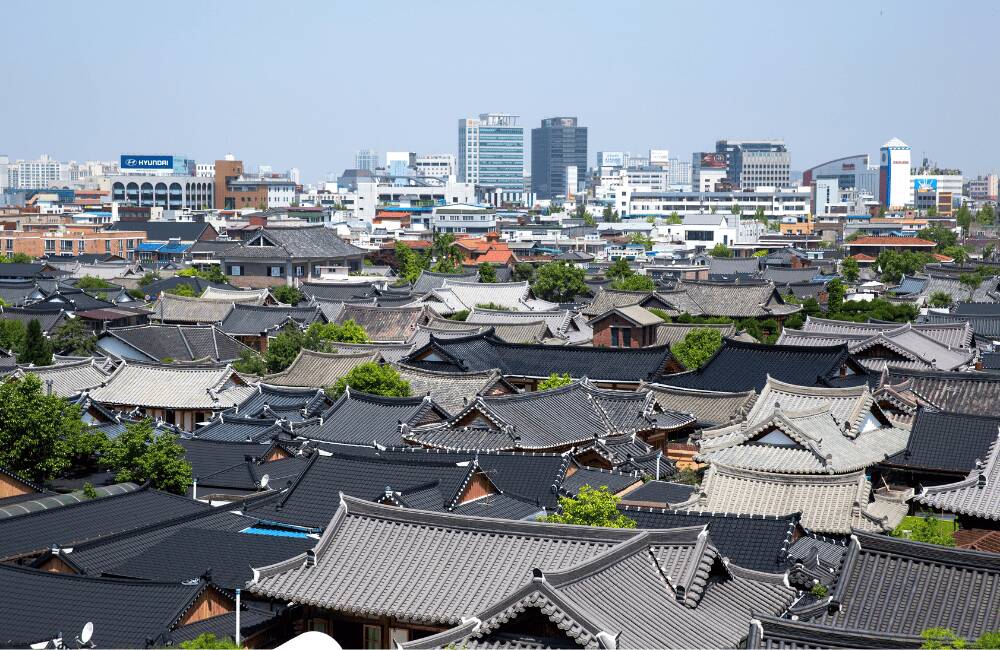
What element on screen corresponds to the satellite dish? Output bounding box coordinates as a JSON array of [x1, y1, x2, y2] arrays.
[[78, 621, 94, 646], [259, 474, 270, 490]]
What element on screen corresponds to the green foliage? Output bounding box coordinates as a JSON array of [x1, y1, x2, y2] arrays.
[[328, 362, 410, 398], [752, 249, 769, 258], [602, 205, 620, 223], [448, 309, 470, 321], [674, 313, 734, 325], [478, 262, 497, 283], [809, 583, 829, 598], [76, 275, 115, 290], [753, 207, 768, 223], [303, 319, 370, 350], [233, 348, 267, 375], [475, 302, 512, 312], [891, 515, 956, 546], [730, 204, 742, 215], [629, 233, 654, 251], [710, 243, 732, 258], [826, 278, 845, 313], [670, 328, 723, 370], [738, 318, 780, 345], [18, 319, 52, 366], [647, 307, 671, 322], [929, 291, 954, 308], [582, 211, 596, 227], [877, 250, 935, 284], [137, 271, 161, 287], [50, 318, 97, 356], [959, 273, 981, 299], [606, 259, 634, 281], [394, 240, 427, 284], [538, 372, 572, 391], [177, 265, 228, 284], [0, 253, 32, 263], [802, 297, 822, 317], [921, 628, 969, 649], [166, 283, 198, 297], [512, 262, 535, 282], [666, 212, 682, 225], [841, 257, 860, 283], [430, 232, 463, 274], [940, 245, 970, 265], [82, 482, 98, 499], [100, 418, 192, 494], [541, 485, 636, 528], [612, 274, 655, 292], [674, 467, 701, 485], [955, 204, 973, 233], [271, 285, 304, 305], [824, 298, 917, 324], [783, 313, 805, 329], [178, 632, 241, 649], [531, 261, 587, 303], [0, 318, 26, 353], [127, 288, 146, 300], [264, 324, 304, 373], [0, 374, 104, 481], [978, 205, 996, 226], [918, 225, 958, 249], [976, 632, 1000, 649]]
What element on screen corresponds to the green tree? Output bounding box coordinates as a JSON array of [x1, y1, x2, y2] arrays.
[[271, 285, 304, 305], [177, 265, 228, 284], [475, 302, 512, 311], [166, 283, 198, 297], [50, 318, 96, 356], [666, 212, 682, 225], [977, 205, 995, 226], [602, 205, 620, 223], [955, 204, 973, 234], [264, 324, 304, 373], [233, 348, 267, 375], [841, 257, 860, 283], [541, 485, 636, 528], [802, 297, 822, 317], [531, 261, 587, 303], [512, 262, 535, 282], [891, 515, 955, 546], [582, 211, 596, 227], [918, 225, 958, 249], [18, 319, 52, 366], [612, 274, 656, 292], [752, 249, 769, 257], [928, 291, 954, 308], [394, 240, 426, 284], [430, 232, 463, 273], [76, 275, 115, 290], [959, 273, 981, 299], [730, 204, 742, 215], [448, 309, 470, 321], [606, 259, 634, 281], [0, 319, 26, 353], [127, 288, 146, 300], [753, 206, 767, 223], [101, 419, 191, 495], [178, 633, 240, 649], [0, 374, 104, 482], [629, 233, 654, 251], [647, 307, 671, 322], [710, 243, 733, 258], [877, 250, 935, 284], [826, 278, 846, 313], [478, 262, 497, 283], [328, 362, 410, 398], [303, 319, 370, 350], [538, 372, 572, 390], [670, 328, 723, 370], [137, 271, 161, 287], [0, 253, 32, 263]]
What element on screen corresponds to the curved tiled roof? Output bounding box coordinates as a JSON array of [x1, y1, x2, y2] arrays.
[[261, 349, 379, 388], [99, 323, 251, 363], [13, 358, 111, 398], [333, 303, 429, 342], [394, 364, 511, 415], [641, 383, 757, 427], [88, 361, 253, 409], [294, 390, 447, 447], [919, 434, 1000, 520]]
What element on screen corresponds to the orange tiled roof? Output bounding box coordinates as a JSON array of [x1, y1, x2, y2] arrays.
[[931, 253, 954, 262], [846, 236, 936, 247], [849, 253, 877, 262]]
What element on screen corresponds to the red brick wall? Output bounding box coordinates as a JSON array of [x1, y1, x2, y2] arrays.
[[591, 314, 653, 348]]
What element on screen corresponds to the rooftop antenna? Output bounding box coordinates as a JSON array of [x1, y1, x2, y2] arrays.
[[77, 621, 94, 648], [259, 473, 270, 490]]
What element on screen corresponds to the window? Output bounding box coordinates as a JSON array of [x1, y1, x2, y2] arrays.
[[5, 239, 12, 251], [45, 240, 56, 251], [229, 265, 242, 276], [295, 265, 304, 277], [363, 625, 382, 649], [61, 240, 73, 252], [610, 326, 632, 348], [127, 239, 135, 249], [105, 240, 111, 252], [269, 265, 283, 277]]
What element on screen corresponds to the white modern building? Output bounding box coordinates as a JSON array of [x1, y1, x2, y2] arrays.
[[414, 154, 455, 180], [620, 187, 811, 219], [355, 149, 379, 172], [7, 154, 67, 189], [879, 138, 911, 209], [196, 163, 216, 178], [431, 203, 497, 235], [693, 167, 726, 193], [104, 175, 214, 210], [352, 179, 476, 222], [458, 113, 524, 190]]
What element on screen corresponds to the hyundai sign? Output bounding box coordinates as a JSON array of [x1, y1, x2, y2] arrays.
[[120, 155, 173, 170]]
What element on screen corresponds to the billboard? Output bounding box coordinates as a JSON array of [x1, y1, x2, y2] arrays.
[[914, 178, 938, 193], [697, 152, 727, 169], [120, 155, 173, 170]]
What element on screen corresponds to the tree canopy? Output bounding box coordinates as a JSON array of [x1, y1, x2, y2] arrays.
[[606, 259, 633, 282], [76, 275, 116, 290], [710, 243, 733, 258], [877, 250, 935, 284], [538, 372, 572, 390], [100, 418, 192, 494], [303, 319, 370, 350], [928, 291, 954, 308], [918, 225, 958, 249], [233, 348, 267, 375], [271, 285, 304, 305], [541, 485, 637, 528], [531, 262, 587, 303], [612, 274, 656, 292], [263, 324, 305, 373], [478, 262, 497, 283], [166, 283, 198, 297], [18, 319, 52, 366], [50, 318, 97, 356], [0, 319, 26, 353], [841, 257, 860, 283], [670, 328, 723, 370], [177, 265, 228, 284], [328, 362, 411, 398]]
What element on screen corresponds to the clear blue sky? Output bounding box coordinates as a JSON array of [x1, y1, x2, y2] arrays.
[[4, 0, 999, 183]]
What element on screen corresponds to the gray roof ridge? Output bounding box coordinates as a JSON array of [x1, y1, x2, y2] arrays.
[[709, 461, 867, 484]]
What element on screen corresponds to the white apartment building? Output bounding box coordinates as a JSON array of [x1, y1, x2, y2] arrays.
[[352, 179, 476, 222], [655, 213, 766, 249], [196, 163, 215, 178], [7, 155, 67, 189], [620, 187, 811, 219], [414, 154, 456, 180], [693, 168, 726, 193]]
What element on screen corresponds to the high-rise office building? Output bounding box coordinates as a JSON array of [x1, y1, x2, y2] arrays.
[[530, 116, 588, 199], [458, 113, 524, 190], [355, 149, 379, 172], [878, 138, 911, 209], [715, 140, 791, 189]]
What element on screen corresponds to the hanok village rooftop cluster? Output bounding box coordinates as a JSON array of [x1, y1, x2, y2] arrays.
[[2, 236, 1000, 649]]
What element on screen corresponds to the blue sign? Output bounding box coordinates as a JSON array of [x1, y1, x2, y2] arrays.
[[120, 155, 173, 170]]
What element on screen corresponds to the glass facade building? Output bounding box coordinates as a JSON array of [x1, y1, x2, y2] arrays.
[[531, 117, 587, 199], [458, 114, 524, 191]]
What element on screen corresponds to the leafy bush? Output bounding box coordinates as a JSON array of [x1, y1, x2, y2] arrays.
[[538, 372, 572, 390], [541, 485, 636, 528], [671, 328, 723, 370], [328, 362, 411, 398]]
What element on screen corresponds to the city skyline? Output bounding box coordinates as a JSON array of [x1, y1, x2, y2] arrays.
[[3, 0, 999, 182]]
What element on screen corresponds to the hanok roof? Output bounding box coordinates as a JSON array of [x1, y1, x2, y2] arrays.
[[12, 358, 111, 398], [99, 323, 251, 363], [107, 220, 216, 242], [219, 304, 324, 336], [420, 279, 550, 314], [230, 383, 330, 421], [619, 480, 698, 507], [587, 303, 662, 327], [786, 532, 1000, 642], [250, 495, 792, 643], [0, 279, 45, 306], [918, 433, 1000, 520], [333, 303, 429, 342], [178, 438, 279, 480], [653, 322, 737, 347], [797, 315, 974, 351], [89, 362, 253, 409], [294, 390, 448, 447], [697, 463, 893, 534], [299, 282, 383, 302], [884, 408, 1000, 476], [922, 311, 1000, 342], [747, 615, 925, 649], [657, 280, 802, 318], [399, 525, 793, 649], [394, 364, 513, 415], [0, 485, 211, 560], [260, 349, 379, 388], [467, 307, 591, 343], [0, 306, 68, 334], [408, 320, 550, 349], [221, 226, 364, 260], [738, 376, 885, 433], [954, 301, 1000, 315], [707, 256, 762, 276], [139, 275, 236, 298], [844, 236, 936, 248], [323, 340, 414, 363], [411, 269, 479, 294], [642, 383, 757, 427], [0, 565, 229, 649], [152, 292, 263, 324], [404, 331, 675, 383], [188, 415, 286, 443], [884, 367, 1000, 415], [658, 339, 869, 392]]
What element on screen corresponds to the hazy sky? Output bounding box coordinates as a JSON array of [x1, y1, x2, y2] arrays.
[[4, 0, 999, 183]]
